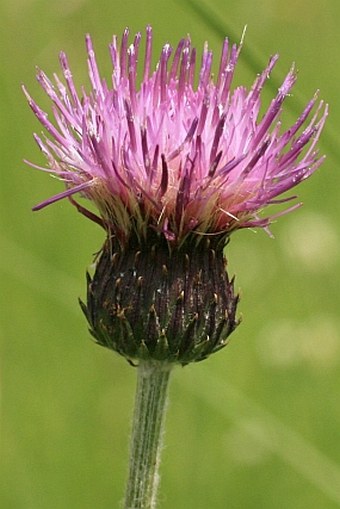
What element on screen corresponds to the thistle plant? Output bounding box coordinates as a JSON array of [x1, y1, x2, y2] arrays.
[[24, 26, 327, 509]]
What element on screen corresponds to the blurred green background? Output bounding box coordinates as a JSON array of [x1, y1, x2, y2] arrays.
[[1, 0, 340, 507]]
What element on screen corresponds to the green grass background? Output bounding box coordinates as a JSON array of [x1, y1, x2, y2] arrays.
[[1, 0, 340, 507]]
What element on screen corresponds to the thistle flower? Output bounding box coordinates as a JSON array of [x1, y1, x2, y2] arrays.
[[24, 27, 327, 365]]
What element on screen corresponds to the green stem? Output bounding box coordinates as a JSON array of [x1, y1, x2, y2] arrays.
[[124, 361, 172, 509]]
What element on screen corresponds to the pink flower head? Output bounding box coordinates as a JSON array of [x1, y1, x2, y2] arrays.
[[24, 27, 327, 244]]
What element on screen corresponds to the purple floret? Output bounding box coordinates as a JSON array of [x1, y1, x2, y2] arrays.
[[24, 26, 327, 243]]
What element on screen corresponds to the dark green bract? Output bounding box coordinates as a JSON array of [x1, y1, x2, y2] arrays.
[[81, 233, 239, 365]]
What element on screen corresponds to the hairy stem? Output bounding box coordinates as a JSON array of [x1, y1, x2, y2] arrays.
[[124, 361, 172, 509]]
